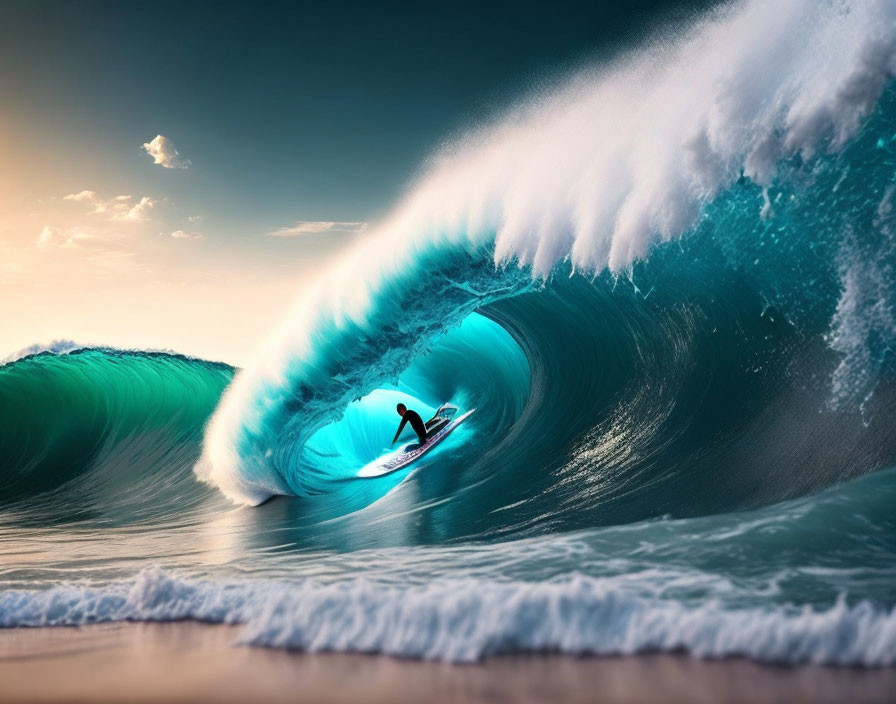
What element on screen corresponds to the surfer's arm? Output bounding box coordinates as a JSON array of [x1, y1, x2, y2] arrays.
[[391, 417, 408, 445]]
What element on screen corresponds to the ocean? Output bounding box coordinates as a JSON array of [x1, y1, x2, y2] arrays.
[[2, 0, 895, 666]]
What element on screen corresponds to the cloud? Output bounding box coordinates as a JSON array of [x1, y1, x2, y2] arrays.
[[121, 196, 156, 222], [38, 225, 91, 249], [142, 135, 190, 169], [266, 221, 367, 237], [64, 191, 157, 222], [170, 230, 203, 240], [63, 190, 104, 211], [37, 225, 144, 272]]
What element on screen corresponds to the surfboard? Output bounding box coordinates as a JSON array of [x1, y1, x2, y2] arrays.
[[357, 409, 475, 478]]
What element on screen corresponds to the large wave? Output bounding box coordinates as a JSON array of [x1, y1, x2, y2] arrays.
[[0, 349, 233, 517], [197, 0, 896, 511]]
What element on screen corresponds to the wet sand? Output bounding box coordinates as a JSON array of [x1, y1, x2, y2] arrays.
[[0, 621, 893, 703]]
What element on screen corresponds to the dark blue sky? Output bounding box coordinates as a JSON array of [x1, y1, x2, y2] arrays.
[[1, 0, 710, 231]]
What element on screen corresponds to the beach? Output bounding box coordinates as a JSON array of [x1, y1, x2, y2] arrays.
[[1, 622, 894, 704]]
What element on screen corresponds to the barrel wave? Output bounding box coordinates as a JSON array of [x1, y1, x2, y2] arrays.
[[198, 0, 896, 514], [2, 0, 896, 668]]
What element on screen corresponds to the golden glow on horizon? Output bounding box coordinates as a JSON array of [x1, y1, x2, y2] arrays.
[[0, 120, 357, 366]]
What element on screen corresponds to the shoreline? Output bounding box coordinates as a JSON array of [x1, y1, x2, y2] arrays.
[[1, 622, 894, 703]]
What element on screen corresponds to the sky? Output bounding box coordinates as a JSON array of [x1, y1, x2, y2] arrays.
[[0, 0, 709, 365]]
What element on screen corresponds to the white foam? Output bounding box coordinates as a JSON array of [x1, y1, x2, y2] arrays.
[[1, 339, 85, 365], [389, 0, 896, 276], [826, 187, 896, 410], [0, 340, 193, 366], [1, 568, 894, 665]]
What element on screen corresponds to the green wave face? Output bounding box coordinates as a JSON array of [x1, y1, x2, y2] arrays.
[[0, 350, 233, 509]]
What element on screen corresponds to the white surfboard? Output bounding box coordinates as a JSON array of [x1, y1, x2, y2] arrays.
[[357, 409, 475, 478]]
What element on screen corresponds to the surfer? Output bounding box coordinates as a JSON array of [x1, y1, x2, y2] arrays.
[[392, 403, 429, 445]]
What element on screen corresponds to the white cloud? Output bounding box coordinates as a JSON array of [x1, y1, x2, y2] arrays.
[[121, 196, 156, 222], [170, 230, 203, 240], [38, 225, 91, 249], [142, 135, 190, 169], [266, 221, 367, 237], [64, 191, 157, 223], [63, 190, 104, 212], [36, 225, 144, 272]]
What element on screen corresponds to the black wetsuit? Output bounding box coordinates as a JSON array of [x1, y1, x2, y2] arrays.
[[395, 410, 428, 444]]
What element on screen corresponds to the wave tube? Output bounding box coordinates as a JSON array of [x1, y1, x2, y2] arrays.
[[198, 0, 896, 508]]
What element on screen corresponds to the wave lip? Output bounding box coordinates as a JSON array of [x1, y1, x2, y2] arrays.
[[1, 339, 85, 365], [2, 568, 894, 666]]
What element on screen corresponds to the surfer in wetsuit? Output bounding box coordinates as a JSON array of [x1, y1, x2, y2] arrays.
[[392, 403, 429, 445]]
